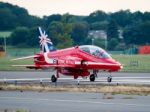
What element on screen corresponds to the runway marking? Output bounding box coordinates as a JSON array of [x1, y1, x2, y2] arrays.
[[0, 96, 149, 107]]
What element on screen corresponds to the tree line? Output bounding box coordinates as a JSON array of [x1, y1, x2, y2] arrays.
[[0, 2, 150, 50]]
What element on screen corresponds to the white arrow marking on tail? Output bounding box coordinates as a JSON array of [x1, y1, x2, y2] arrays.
[[44, 53, 55, 64]]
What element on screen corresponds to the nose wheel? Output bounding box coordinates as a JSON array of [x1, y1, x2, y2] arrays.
[[107, 75, 112, 82], [51, 75, 57, 82]]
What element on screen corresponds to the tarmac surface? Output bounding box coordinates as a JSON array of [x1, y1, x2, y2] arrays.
[[0, 91, 150, 112], [1, 71, 150, 79], [0, 71, 150, 112], [0, 71, 150, 85]]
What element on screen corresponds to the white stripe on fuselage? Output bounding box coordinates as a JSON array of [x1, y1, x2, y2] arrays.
[[44, 53, 54, 64]]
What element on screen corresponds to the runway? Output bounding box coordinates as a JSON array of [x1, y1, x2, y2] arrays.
[[0, 72, 150, 112], [0, 71, 150, 85], [0, 91, 150, 112]]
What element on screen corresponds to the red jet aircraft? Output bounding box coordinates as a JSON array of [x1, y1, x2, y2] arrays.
[[12, 27, 123, 82]]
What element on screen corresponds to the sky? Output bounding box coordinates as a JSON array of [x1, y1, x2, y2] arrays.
[[1, 0, 150, 17]]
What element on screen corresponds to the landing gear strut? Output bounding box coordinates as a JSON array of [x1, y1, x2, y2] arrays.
[[51, 75, 57, 82]]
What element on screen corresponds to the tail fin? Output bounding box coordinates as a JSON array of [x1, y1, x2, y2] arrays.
[[38, 27, 56, 53]]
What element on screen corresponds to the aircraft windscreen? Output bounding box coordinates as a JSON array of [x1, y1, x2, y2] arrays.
[[47, 43, 56, 51], [41, 43, 56, 52], [79, 45, 111, 59]]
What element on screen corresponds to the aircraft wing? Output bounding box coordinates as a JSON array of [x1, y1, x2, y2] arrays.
[[12, 65, 40, 69], [83, 62, 121, 66], [82, 61, 123, 69]]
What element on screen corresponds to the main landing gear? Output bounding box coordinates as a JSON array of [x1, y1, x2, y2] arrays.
[[51, 70, 59, 83], [51, 75, 57, 82], [90, 74, 97, 82], [89, 70, 98, 82]]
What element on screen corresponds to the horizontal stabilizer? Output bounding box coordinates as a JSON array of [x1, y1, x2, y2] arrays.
[[12, 65, 38, 69], [12, 64, 76, 69], [11, 55, 39, 61]]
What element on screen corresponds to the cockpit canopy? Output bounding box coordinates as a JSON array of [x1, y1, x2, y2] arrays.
[[41, 43, 56, 52], [79, 45, 111, 59]]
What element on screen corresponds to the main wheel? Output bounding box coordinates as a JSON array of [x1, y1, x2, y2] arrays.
[[90, 74, 95, 82], [51, 75, 57, 82]]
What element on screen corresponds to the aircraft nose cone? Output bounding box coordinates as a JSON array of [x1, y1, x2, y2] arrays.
[[120, 64, 123, 69], [106, 58, 123, 71], [117, 62, 123, 70]]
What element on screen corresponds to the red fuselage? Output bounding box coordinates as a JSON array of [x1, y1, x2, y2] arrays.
[[34, 45, 122, 78]]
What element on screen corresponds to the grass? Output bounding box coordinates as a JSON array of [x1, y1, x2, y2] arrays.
[[112, 55, 150, 72], [1, 109, 29, 112], [0, 57, 34, 71], [0, 84, 150, 95], [0, 46, 38, 71], [6, 46, 40, 57], [0, 31, 12, 38]]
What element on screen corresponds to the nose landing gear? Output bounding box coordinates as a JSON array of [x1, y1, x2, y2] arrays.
[[107, 75, 112, 82]]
